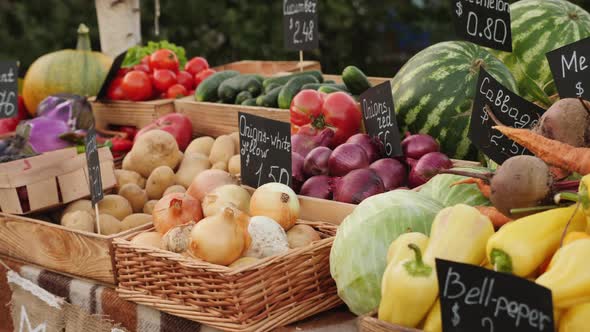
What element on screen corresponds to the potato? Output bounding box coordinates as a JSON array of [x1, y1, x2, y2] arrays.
[[229, 132, 240, 155], [209, 135, 235, 165], [228, 155, 240, 176], [114, 169, 146, 189], [185, 136, 215, 156], [97, 195, 133, 220], [143, 200, 158, 214], [97, 214, 122, 235], [123, 130, 183, 177], [131, 232, 163, 249], [174, 153, 211, 188], [118, 183, 148, 213], [164, 185, 186, 196], [146, 166, 175, 200], [287, 225, 321, 249], [62, 200, 94, 221], [121, 213, 153, 231], [212, 161, 227, 171], [61, 211, 95, 233]]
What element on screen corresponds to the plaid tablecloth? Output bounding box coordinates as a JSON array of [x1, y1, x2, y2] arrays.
[[0, 257, 357, 332]]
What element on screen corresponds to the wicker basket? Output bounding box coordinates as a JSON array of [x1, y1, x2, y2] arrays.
[[358, 314, 423, 332], [114, 221, 342, 332]]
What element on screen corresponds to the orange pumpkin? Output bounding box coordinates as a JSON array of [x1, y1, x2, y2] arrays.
[[23, 24, 112, 115]]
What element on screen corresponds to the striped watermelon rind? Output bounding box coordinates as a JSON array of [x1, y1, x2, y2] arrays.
[[391, 41, 517, 160], [493, 0, 590, 107]]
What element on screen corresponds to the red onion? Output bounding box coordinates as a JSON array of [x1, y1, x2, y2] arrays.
[[401, 134, 439, 160], [408, 152, 453, 188], [346, 134, 383, 162], [333, 168, 385, 204], [328, 143, 369, 177], [304, 146, 332, 177], [291, 128, 334, 158], [292, 153, 305, 193], [300, 175, 333, 200], [370, 158, 407, 191]]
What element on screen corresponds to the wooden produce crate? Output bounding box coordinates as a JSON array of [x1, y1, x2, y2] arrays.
[[0, 148, 116, 215], [114, 221, 342, 332], [90, 98, 175, 131], [358, 314, 423, 332], [175, 97, 289, 137], [213, 60, 321, 75], [0, 212, 150, 285]]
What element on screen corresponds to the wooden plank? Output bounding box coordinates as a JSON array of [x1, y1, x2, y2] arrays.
[[213, 60, 321, 75], [175, 98, 289, 137], [90, 99, 175, 129]]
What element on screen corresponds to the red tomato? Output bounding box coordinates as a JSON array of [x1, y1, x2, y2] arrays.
[[166, 84, 189, 99], [194, 69, 216, 87], [149, 49, 179, 71], [133, 64, 151, 73], [121, 70, 153, 101], [107, 77, 126, 100], [185, 57, 209, 75], [141, 55, 150, 66], [289, 89, 324, 127], [152, 69, 177, 93], [117, 68, 131, 77], [321, 92, 362, 146], [176, 71, 194, 90]]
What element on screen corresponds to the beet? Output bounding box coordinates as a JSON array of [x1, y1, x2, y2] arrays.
[[534, 98, 590, 147]]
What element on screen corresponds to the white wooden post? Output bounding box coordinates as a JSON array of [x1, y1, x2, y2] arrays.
[[95, 0, 142, 57]]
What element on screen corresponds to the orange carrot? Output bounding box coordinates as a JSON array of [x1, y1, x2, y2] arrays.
[[475, 206, 512, 228], [550, 166, 570, 181], [493, 125, 590, 175], [451, 178, 491, 198]]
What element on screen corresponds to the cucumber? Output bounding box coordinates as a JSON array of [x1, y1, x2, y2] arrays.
[[342, 65, 371, 95], [235, 91, 253, 105], [195, 70, 240, 102], [301, 83, 348, 91], [218, 74, 262, 103], [256, 86, 282, 108], [241, 98, 258, 106], [324, 80, 336, 84], [318, 85, 349, 94], [278, 75, 319, 109], [262, 70, 323, 88], [264, 82, 282, 93]]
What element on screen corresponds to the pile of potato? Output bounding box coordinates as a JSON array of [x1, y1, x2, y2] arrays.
[[60, 130, 241, 236]]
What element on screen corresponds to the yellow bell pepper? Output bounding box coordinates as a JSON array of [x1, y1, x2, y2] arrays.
[[378, 243, 437, 327], [563, 231, 590, 246], [421, 299, 441, 332], [578, 175, 590, 232], [536, 239, 590, 309], [424, 204, 494, 266], [486, 205, 586, 277], [558, 302, 590, 332], [386, 232, 429, 266]]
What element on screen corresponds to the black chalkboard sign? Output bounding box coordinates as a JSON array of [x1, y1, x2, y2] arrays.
[[239, 112, 292, 188], [85, 126, 104, 206], [451, 0, 512, 52], [96, 51, 127, 100], [436, 259, 554, 332], [360, 81, 402, 157], [0, 61, 18, 119], [546, 37, 590, 100], [283, 0, 318, 51], [469, 68, 545, 164]]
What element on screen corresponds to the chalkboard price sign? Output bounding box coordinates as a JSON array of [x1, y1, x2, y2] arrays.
[[546, 37, 590, 100], [469, 68, 545, 164], [452, 0, 512, 52], [360, 81, 402, 157], [0, 61, 18, 119], [96, 51, 127, 100], [239, 112, 292, 188], [283, 0, 318, 51], [436, 259, 554, 332], [85, 126, 104, 206]]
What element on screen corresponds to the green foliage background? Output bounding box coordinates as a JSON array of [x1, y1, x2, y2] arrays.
[[2, 0, 590, 77]]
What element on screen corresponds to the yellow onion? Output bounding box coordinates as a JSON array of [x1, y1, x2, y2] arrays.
[[249, 183, 300, 230], [202, 184, 251, 217], [153, 193, 203, 235], [187, 169, 238, 201]]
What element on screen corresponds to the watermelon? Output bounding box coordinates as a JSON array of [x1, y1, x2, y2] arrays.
[[493, 0, 590, 107], [391, 41, 517, 160]]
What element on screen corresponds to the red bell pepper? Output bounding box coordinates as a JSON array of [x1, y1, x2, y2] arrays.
[[0, 96, 29, 135], [111, 137, 134, 153], [290, 90, 361, 147]]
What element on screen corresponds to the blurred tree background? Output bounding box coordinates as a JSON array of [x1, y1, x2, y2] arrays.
[[2, 0, 590, 77]]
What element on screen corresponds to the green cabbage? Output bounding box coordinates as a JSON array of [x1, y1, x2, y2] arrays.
[[418, 167, 491, 207], [329, 190, 443, 315]]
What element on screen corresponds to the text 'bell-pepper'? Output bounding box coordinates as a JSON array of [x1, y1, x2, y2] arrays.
[[290, 90, 361, 147], [486, 204, 586, 277]]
